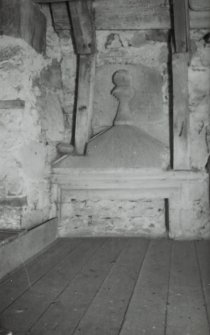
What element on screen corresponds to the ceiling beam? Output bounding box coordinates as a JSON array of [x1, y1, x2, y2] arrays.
[[36, 0, 210, 30], [34, 0, 83, 2], [172, 0, 190, 53], [67, 0, 95, 54]]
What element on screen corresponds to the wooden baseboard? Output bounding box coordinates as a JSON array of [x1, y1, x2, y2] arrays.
[[0, 218, 58, 281]]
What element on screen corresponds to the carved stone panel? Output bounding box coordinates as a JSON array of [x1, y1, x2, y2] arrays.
[[92, 64, 168, 145]]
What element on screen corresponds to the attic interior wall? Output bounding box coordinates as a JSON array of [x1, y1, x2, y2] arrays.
[[0, 5, 76, 230], [0, 4, 210, 236]]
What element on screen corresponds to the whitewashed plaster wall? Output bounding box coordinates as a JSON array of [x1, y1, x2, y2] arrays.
[[0, 5, 76, 230]]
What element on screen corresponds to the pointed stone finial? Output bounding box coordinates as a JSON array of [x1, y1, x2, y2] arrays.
[[111, 69, 135, 126]]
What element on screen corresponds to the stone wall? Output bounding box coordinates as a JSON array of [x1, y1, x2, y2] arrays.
[[0, 5, 76, 230], [60, 198, 166, 237]]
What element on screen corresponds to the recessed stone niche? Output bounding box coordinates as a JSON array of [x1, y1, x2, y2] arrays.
[[88, 30, 169, 169], [87, 67, 169, 169]]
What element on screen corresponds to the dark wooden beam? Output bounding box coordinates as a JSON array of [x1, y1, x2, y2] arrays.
[[189, 0, 210, 11], [67, 0, 95, 54], [173, 0, 190, 53], [50, 2, 70, 31], [34, 0, 210, 30], [34, 0, 68, 2], [74, 54, 95, 155], [95, 0, 170, 30], [190, 10, 210, 28], [171, 0, 191, 169]]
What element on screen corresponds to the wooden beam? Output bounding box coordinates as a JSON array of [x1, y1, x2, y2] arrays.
[[95, 0, 170, 30], [189, 0, 210, 11], [50, 2, 70, 31], [34, 0, 68, 2], [190, 10, 210, 29], [75, 54, 95, 155], [172, 0, 190, 53], [172, 53, 190, 170], [67, 0, 95, 54], [34, 0, 210, 30]]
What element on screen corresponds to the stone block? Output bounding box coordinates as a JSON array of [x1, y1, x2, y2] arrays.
[[0, 0, 46, 54]]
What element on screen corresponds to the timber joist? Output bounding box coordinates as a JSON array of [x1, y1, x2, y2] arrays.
[[171, 0, 191, 170], [34, 0, 210, 31]]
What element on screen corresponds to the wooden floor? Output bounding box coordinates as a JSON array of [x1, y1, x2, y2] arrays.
[[0, 238, 210, 334]]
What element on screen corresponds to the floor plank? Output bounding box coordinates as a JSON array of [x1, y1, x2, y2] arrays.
[[29, 238, 127, 335], [73, 238, 149, 335], [1, 238, 210, 335], [0, 238, 104, 332], [0, 238, 81, 313], [119, 239, 172, 335], [166, 241, 209, 335], [195, 240, 210, 328]]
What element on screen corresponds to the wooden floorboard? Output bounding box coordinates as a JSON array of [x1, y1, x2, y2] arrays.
[[166, 241, 209, 335], [0, 238, 104, 332], [1, 238, 210, 335], [29, 238, 126, 335], [195, 240, 210, 329], [0, 238, 81, 313], [72, 239, 149, 335], [119, 239, 172, 335]]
